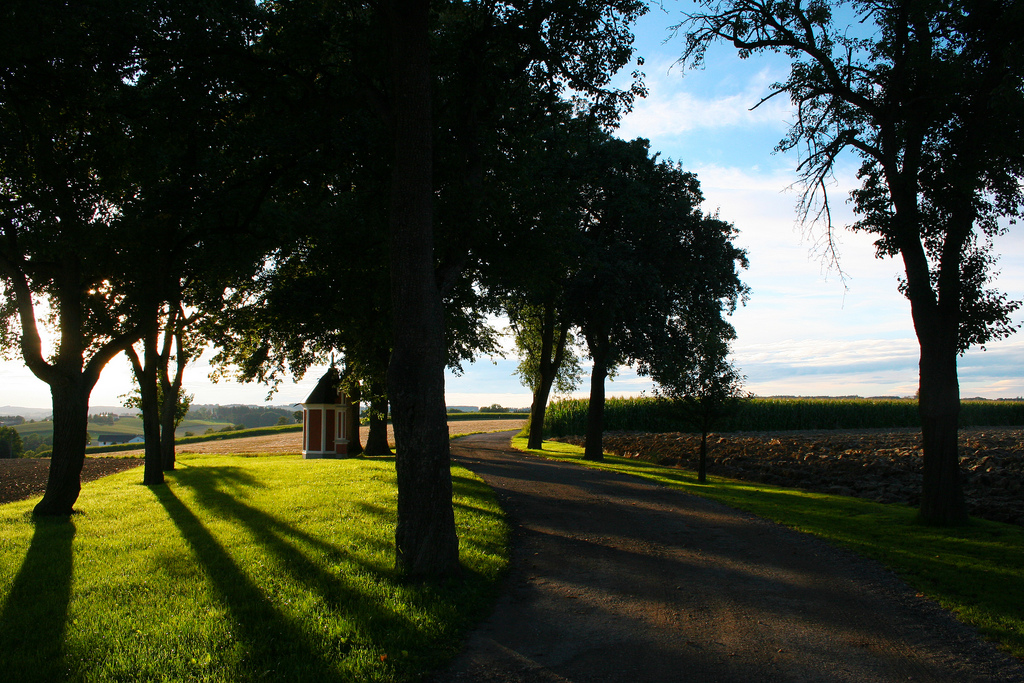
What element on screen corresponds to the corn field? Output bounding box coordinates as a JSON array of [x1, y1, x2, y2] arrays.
[[543, 396, 1024, 437]]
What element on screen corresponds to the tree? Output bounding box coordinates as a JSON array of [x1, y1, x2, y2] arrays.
[[122, 356, 193, 463], [1, 0, 272, 506], [381, 0, 461, 578], [0, 426, 23, 459], [682, 0, 1023, 524], [383, 0, 650, 575], [478, 110, 596, 450], [118, 0, 275, 483], [510, 302, 584, 447], [0, 1, 153, 514], [237, 0, 648, 577], [653, 329, 748, 483], [569, 136, 748, 461]]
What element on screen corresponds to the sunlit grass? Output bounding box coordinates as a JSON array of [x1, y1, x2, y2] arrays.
[[514, 436, 1024, 659], [0, 453, 508, 682]]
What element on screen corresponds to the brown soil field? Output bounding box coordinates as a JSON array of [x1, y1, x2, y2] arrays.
[[168, 419, 526, 455], [557, 426, 1024, 526]]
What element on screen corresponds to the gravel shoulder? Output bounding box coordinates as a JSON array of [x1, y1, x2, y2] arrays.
[[439, 431, 1024, 683]]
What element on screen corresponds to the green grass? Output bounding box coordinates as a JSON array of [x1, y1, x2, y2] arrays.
[[513, 436, 1024, 660], [0, 454, 509, 682]]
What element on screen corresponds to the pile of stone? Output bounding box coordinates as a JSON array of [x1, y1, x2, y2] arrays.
[[554, 427, 1024, 526]]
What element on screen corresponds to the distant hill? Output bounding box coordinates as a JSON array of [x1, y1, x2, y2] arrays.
[[0, 406, 54, 420], [0, 405, 141, 419]]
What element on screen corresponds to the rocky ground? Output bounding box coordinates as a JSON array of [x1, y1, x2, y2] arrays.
[[555, 427, 1024, 526]]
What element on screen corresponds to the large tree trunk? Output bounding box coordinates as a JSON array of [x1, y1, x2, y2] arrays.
[[385, 0, 460, 578], [127, 342, 164, 486], [158, 324, 187, 472], [897, 208, 969, 525], [917, 337, 967, 524], [526, 388, 551, 450], [33, 380, 91, 516], [364, 384, 391, 456], [159, 390, 178, 471], [9, 258, 140, 516], [526, 305, 569, 450], [583, 337, 609, 462]]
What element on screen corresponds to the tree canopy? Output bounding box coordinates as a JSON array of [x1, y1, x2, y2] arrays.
[[681, 0, 1023, 523], [2, 0, 756, 579]]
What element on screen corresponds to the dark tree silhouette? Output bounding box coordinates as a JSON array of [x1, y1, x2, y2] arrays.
[[682, 0, 1023, 524]]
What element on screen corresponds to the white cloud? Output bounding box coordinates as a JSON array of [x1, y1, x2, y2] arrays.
[[618, 59, 792, 142], [733, 335, 1024, 398]]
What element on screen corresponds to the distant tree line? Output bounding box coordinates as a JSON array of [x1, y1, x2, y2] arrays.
[[186, 405, 297, 428]]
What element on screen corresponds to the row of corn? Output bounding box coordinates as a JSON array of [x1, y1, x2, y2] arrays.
[[543, 396, 1024, 436]]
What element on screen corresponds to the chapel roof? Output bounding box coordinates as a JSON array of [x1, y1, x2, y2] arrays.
[[303, 366, 342, 405]]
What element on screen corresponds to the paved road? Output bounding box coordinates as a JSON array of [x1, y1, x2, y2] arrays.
[[438, 431, 1024, 683]]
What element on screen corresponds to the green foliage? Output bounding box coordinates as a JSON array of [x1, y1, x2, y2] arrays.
[[683, 0, 1024, 351], [0, 454, 509, 681], [514, 437, 1024, 659], [188, 404, 304, 430], [568, 136, 748, 379], [652, 331, 748, 428], [544, 396, 1024, 436], [0, 426, 24, 458], [509, 305, 583, 395]]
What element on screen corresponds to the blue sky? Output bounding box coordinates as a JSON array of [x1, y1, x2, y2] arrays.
[[2, 2, 1021, 410]]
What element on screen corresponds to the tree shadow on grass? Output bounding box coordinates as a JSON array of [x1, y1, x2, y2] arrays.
[[171, 466, 395, 566], [151, 484, 343, 680], [0, 517, 75, 682], [161, 465, 432, 677]]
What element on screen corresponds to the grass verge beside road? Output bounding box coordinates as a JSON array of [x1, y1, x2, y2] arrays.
[[0, 453, 508, 682], [513, 436, 1024, 660]]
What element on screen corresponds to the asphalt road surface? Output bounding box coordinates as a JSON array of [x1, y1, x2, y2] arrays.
[[437, 431, 1024, 683]]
